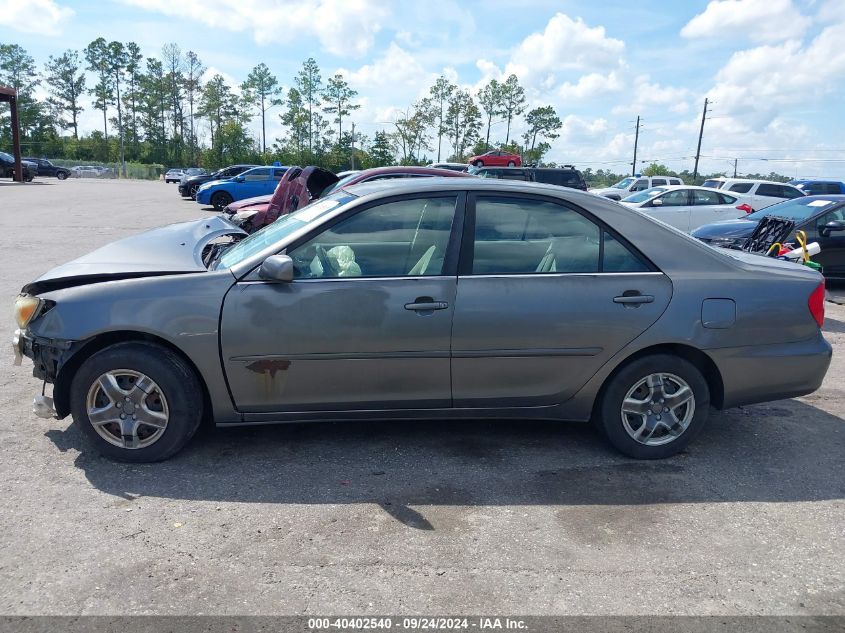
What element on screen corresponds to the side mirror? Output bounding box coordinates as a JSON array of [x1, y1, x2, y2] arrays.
[[650, 198, 664, 206], [235, 175, 245, 182], [258, 254, 294, 282], [820, 220, 845, 237]]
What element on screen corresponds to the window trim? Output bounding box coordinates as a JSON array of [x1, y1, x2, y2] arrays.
[[459, 191, 658, 277], [271, 191, 468, 281]]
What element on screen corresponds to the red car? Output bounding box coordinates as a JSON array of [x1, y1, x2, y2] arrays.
[[467, 150, 522, 168], [225, 166, 473, 233]]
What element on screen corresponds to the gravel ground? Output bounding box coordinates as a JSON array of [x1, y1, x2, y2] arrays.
[[0, 179, 842, 616]]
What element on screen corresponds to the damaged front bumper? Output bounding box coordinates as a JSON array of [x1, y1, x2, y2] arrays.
[[12, 328, 74, 418]]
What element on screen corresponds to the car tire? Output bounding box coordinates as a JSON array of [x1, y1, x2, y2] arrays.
[[57, 172, 68, 180], [474, 160, 483, 167], [211, 191, 233, 210], [507, 161, 516, 167], [596, 354, 710, 459], [69, 342, 204, 462], [190, 185, 199, 199]]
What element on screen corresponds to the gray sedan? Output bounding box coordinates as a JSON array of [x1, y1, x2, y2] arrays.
[[12, 179, 831, 462]]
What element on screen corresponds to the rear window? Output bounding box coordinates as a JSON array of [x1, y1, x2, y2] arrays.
[[701, 179, 724, 189], [746, 197, 841, 222], [533, 169, 582, 187]]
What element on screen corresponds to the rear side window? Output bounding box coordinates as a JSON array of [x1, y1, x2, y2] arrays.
[[669, 178, 682, 185], [702, 179, 723, 189], [534, 170, 582, 187], [471, 196, 648, 274], [651, 178, 667, 186], [780, 185, 804, 199], [728, 183, 753, 193], [632, 179, 649, 191], [717, 192, 738, 204]]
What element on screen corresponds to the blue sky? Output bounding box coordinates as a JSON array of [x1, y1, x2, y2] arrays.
[[3, 0, 845, 177]]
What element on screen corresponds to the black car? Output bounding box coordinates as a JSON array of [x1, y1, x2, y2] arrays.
[[692, 194, 845, 279], [471, 165, 587, 191], [23, 157, 71, 180], [1, 151, 37, 181], [179, 164, 258, 199]]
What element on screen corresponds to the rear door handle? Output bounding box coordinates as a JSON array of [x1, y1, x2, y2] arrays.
[[613, 294, 654, 305], [405, 301, 449, 311]]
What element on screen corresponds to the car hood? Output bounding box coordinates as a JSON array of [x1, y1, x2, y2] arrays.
[[23, 216, 246, 294], [691, 218, 758, 240], [226, 194, 273, 212]]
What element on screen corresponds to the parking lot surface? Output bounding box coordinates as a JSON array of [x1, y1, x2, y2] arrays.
[[0, 179, 842, 615]]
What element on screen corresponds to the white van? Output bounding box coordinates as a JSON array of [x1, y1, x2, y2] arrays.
[[590, 175, 683, 200]]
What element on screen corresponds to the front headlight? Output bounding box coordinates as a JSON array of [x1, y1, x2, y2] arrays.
[[14, 295, 43, 328]]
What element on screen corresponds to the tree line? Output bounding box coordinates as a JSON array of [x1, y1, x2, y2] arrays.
[[0, 41, 564, 173]]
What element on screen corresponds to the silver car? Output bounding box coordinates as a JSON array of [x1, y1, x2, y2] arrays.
[[12, 179, 831, 462]]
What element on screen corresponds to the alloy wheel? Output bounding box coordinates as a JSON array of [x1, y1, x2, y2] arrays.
[[620, 372, 695, 446], [85, 369, 169, 449]]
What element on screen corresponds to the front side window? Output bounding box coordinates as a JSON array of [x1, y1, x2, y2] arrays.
[[471, 196, 648, 275], [611, 177, 635, 189], [632, 179, 649, 191], [655, 190, 689, 206], [289, 196, 457, 279]]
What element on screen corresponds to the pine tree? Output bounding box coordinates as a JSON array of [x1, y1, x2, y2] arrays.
[[242, 62, 282, 154], [43, 50, 85, 139]]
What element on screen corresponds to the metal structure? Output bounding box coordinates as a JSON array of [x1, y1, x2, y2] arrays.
[[0, 86, 23, 181]]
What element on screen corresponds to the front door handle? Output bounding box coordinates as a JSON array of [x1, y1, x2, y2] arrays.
[[405, 297, 449, 311], [613, 293, 654, 305]]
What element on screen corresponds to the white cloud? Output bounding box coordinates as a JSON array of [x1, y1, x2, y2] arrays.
[[480, 13, 624, 93], [338, 42, 434, 90], [558, 71, 623, 101], [706, 21, 845, 129], [611, 76, 691, 116], [122, 0, 387, 57], [681, 0, 811, 44], [0, 0, 73, 36]]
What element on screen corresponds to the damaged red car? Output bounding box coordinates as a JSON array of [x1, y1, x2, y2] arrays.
[[225, 166, 473, 233]]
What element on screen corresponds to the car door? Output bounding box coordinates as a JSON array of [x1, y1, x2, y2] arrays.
[[689, 188, 739, 230], [239, 168, 273, 198], [220, 193, 463, 414], [643, 189, 691, 231], [450, 193, 672, 407]]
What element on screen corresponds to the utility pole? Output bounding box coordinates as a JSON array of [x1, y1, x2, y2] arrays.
[[632, 115, 641, 176], [733, 158, 738, 178], [692, 97, 709, 183]]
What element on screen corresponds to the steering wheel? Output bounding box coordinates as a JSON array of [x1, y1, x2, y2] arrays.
[[315, 244, 337, 277]]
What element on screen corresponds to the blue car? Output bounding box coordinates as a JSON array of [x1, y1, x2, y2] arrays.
[[789, 179, 845, 195], [196, 166, 287, 210]]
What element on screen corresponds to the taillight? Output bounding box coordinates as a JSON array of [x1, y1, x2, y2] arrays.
[[808, 281, 825, 327], [736, 203, 753, 214]]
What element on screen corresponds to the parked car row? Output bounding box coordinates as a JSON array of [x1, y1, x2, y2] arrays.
[[0, 152, 37, 181], [178, 164, 258, 199]]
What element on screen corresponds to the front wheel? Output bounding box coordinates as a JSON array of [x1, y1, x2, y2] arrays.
[[211, 191, 233, 210], [507, 161, 516, 167], [57, 171, 68, 180], [474, 160, 483, 167], [597, 354, 710, 459], [69, 342, 204, 462], [190, 185, 199, 199]]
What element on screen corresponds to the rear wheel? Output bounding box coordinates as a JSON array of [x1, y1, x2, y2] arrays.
[[190, 184, 199, 199], [474, 160, 483, 167], [211, 191, 233, 210], [69, 342, 203, 462], [597, 354, 710, 459], [507, 161, 516, 167]]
